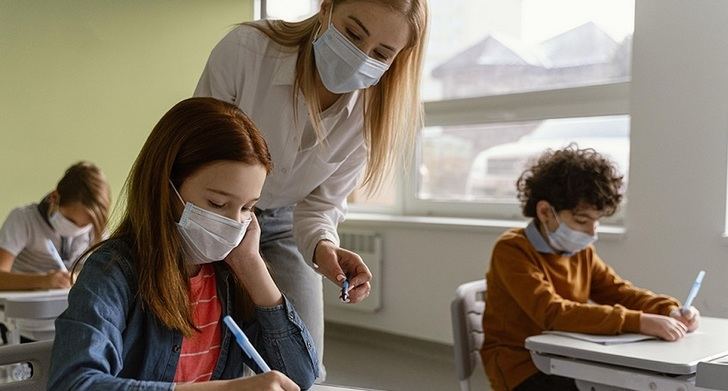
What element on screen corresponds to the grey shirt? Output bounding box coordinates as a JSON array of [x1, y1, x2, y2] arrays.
[[0, 203, 91, 273]]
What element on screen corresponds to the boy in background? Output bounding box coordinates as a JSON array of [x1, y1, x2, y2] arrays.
[[481, 146, 700, 391]]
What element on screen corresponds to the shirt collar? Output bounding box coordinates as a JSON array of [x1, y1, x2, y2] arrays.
[[525, 220, 558, 254], [272, 51, 360, 116]]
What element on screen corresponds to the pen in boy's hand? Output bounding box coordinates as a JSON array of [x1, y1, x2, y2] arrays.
[[681, 270, 705, 315]]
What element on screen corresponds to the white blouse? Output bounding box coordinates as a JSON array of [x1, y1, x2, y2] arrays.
[[194, 25, 368, 264]]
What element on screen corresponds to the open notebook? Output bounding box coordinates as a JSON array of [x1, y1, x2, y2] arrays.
[[543, 331, 657, 345]]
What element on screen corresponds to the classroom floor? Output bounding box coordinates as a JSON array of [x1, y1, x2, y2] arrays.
[[323, 322, 491, 391]]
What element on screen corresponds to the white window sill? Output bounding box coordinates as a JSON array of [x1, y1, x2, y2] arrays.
[[342, 212, 626, 241]]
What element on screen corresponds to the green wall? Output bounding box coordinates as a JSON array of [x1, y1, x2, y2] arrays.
[[0, 0, 253, 221]]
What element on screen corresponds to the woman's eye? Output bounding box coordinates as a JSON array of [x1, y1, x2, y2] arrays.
[[208, 201, 224, 209], [374, 51, 389, 62]]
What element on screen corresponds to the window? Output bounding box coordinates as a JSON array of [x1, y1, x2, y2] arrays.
[[377, 0, 633, 222], [254, 0, 634, 222], [256, 0, 318, 21]]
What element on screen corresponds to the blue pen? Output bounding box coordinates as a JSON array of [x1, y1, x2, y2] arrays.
[[45, 239, 68, 272], [340, 279, 350, 303], [223, 315, 271, 372], [682, 270, 706, 312]]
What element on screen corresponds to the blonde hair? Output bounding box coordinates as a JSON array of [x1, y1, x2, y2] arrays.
[[247, 0, 428, 193]]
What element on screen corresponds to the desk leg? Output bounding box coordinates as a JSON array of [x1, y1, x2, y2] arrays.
[[5, 321, 20, 345], [576, 379, 631, 391]]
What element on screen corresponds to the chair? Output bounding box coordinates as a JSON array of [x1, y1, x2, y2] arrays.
[[0, 340, 53, 390], [451, 279, 487, 391], [2, 296, 68, 345]]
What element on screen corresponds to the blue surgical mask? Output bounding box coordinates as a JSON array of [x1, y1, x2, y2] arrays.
[[547, 207, 597, 255], [313, 6, 390, 94], [169, 181, 250, 265]]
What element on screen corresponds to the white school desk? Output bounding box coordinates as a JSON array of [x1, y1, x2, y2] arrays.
[[525, 317, 728, 391], [0, 289, 69, 344], [311, 385, 385, 391]]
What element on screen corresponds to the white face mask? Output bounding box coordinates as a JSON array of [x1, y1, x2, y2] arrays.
[[313, 6, 390, 94], [170, 181, 251, 265], [547, 207, 597, 255], [49, 211, 92, 238]]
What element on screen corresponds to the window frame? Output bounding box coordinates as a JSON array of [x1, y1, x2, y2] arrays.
[[405, 82, 630, 222]]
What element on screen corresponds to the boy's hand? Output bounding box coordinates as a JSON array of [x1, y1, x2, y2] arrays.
[[669, 306, 701, 332], [640, 313, 688, 341]]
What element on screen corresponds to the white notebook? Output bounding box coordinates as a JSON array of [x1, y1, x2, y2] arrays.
[[543, 331, 657, 345]]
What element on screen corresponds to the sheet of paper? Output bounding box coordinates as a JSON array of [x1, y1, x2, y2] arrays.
[[543, 331, 657, 345]]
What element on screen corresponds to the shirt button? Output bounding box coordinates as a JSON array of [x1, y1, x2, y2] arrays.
[[281, 168, 288, 174], [172, 345, 181, 353], [288, 313, 295, 321]]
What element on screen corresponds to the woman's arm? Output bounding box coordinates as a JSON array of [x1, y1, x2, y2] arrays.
[[293, 146, 372, 302]]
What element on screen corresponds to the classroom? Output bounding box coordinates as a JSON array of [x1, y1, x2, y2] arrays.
[[1, 1, 727, 390]]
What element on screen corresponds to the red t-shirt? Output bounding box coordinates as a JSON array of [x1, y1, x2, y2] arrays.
[[174, 264, 222, 383]]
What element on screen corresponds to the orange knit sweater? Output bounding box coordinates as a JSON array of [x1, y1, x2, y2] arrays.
[[481, 226, 679, 391]]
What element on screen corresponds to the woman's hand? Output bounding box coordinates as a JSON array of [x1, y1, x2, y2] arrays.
[[640, 313, 688, 341], [313, 240, 372, 303], [669, 306, 701, 333]]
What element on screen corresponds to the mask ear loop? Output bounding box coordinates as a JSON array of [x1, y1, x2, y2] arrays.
[[312, 3, 334, 42], [168, 179, 186, 207], [549, 205, 561, 226]]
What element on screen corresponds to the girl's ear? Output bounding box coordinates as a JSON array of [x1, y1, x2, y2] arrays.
[[48, 190, 59, 207]]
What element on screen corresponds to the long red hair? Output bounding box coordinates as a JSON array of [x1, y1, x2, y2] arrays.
[[101, 97, 271, 336]]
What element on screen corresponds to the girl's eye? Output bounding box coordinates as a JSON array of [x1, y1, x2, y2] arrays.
[[208, 201, 224, 209], [346, 29, 361, 42]]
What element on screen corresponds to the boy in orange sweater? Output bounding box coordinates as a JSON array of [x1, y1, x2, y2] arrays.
[[480, 146, 700, 391]]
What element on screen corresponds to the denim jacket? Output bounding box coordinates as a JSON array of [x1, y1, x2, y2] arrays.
[[48, 238, 318, 390]]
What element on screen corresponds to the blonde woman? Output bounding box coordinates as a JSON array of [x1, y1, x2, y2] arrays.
[[194, 0, 428, 374]]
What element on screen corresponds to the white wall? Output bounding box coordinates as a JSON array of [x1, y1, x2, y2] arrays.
[[328, 0, 728, 345]]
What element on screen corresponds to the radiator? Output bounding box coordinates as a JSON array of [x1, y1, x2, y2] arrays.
[[323, 229, 382, 312]]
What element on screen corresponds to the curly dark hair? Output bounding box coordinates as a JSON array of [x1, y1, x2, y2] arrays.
[[516, 144, 624, 218]]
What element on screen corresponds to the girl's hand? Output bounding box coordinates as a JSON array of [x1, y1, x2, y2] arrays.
[[313, 240, 372, 304], [224, 214, 265, 273], [224, 214, 282, 308], [224, 371, 300, 391], [43, 270, 72, 289], [175, 371, 300, 391]]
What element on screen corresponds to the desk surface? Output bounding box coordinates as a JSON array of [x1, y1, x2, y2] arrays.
[[0, 289, 69, 302], [526, 317, 728, 375], [311, 385, 382, 391]]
